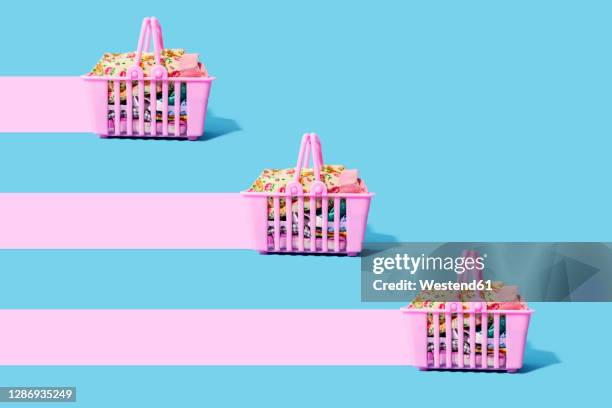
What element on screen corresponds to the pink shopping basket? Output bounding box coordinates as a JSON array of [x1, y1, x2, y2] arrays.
[[401, 302, 533, 372], [242, 133, 374, 256], [82, 17, 214, 140]]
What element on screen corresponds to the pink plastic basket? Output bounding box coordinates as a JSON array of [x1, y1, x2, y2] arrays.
[[401, 302, 533, 372], [82, 17, 214, 140], [242, 133, 373, 256]]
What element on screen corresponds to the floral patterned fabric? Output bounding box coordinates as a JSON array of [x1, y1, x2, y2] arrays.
[[247, 165, 346, 194], [408, 281, 527, 311], [88, 48, 203, 78], [88, 48, 208, 133], [247, 165, 366, 217]]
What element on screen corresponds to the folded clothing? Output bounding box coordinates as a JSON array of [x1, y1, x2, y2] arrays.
[[407, 284, 528, 362], [248, 165, 367, 245], [427, 351, 506, 368], [427, 331, 507, 354], [106, 82, 186, 135], [248, 165, 366, 218], [247, 165, 366, 195], [88, 48, 208, 78], [267, 234, 346, 252], [108, 118, 186, 135], [267, 213, 347, 239], [89, 49, 207, 132], [408, 281, 527, 311], [107, 98, 187, 122], [424, 313, 507, 336]]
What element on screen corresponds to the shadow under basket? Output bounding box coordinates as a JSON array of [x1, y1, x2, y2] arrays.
[[82, 77, 213, 140], [242, 192, 374, 256], [401, 303, 533, 373]]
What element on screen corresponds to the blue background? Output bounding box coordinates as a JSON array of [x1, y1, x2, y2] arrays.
[[0, 0, 610, 406]]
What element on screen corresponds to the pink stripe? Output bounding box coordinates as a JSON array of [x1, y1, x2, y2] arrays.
[[0, 77, 91, 133], [0, 310, 409, 366], [0, 193, 253, 249]]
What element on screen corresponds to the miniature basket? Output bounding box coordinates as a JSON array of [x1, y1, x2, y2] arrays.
[[242, 133, 373, 256], [401, 302, 533, 372], [82, 17, 214, 140]]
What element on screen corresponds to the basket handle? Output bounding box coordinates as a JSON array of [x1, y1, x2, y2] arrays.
[[142, 17, 165, 53], [294, 133, 325, 182], [457, 249, 484, 283], [457, 249, 485, 301], [285, 133, 327, 195], [133, 17, 164, 67]]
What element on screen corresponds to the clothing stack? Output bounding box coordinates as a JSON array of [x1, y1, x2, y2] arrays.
[[247, 165, 368, 251], [88, 48, 208, 134]]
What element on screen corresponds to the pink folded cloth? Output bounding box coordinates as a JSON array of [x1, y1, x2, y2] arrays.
[[333, 169, 367, 193], [491, 286, 519, 302], [179, 53, 208, 77], [267, 234, 347, 251]]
